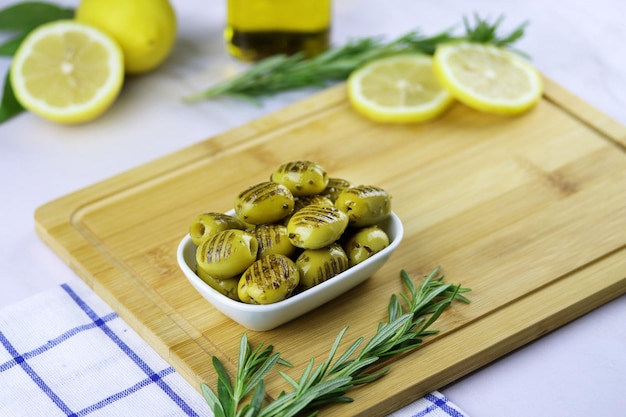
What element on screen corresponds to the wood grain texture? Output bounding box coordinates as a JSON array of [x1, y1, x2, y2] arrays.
[[35, 77, 626, 415]]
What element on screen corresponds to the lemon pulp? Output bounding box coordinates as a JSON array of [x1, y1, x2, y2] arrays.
[[10, 20, 124, 124], [347, 54, 454, 124], [433, 42, 543, 115]]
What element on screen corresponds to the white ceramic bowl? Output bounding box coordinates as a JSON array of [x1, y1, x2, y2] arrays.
[[177, 212, 403, 331]]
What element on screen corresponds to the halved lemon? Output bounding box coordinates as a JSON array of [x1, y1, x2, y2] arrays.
[[347, 53, 454, 124], [10, 20, 124, 124], [433, 42, 543, 115]]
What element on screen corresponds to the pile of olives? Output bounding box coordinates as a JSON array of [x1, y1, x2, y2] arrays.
[[188, 161, 392, 305]]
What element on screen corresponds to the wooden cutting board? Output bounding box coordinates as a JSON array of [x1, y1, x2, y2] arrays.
[[35, 78, 626, 416]]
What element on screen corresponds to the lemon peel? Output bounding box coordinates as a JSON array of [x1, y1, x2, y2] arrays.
[[76, 0, 177, 74]]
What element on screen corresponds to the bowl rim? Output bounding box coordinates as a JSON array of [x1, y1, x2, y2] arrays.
[[176, 211, 403, 312]]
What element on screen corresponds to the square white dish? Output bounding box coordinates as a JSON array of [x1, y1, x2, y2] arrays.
[[177, 211, 403, 331]]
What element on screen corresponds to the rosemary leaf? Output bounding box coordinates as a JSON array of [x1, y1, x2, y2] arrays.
[[218, 377, 235, 417], [201, 383, 226, 417], [242, 346, 285, 398], [247, 380, 266, 417], [213, 356, 234, 399], [327, 336, 364, 375]]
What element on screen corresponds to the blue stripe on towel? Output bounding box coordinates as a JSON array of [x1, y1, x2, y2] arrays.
[[421, 393, 464, 417], [61, 284, 201, 417], [0, 330, 76, 415], [73, 367, 177, 416], [0, 312, 117, 373]]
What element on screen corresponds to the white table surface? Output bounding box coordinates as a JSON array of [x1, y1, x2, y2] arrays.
[[1, 0, 625, 416]]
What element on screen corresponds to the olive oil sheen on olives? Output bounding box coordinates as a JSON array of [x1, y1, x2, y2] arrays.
[[225, 0, 331, 61]]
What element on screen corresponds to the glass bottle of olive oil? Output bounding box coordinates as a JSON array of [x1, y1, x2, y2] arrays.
[[225, 0, 331, 61]]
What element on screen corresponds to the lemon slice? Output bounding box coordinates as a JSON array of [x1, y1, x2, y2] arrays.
[[433, 42, 543, 115], [347, 54, 454, 123], [10, 20, 124, 124]]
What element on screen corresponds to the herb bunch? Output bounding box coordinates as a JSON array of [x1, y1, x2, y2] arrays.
[[185, 14, 527, 103], [202, 267, 470, 417]]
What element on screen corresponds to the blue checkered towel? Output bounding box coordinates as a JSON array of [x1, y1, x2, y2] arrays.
[[0, 279, 469, 417]]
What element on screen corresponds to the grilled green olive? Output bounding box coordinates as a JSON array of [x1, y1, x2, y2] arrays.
[[271, 160, 329, 196], [335, 185, 391, 227], [238, 254, 300, 304], [237, 276, 252, 303], [343, 226, 390, 266], [287, 204, 349, 249], [234, 181, 294, 225], [196, 267, 240, 300], [189, 212, 246, 245], [295, 243, 349, 289], [322, 177, 353, 202], [282, 195, 334, 226], [196, 229, 258, 280], [251, 224, 297, 259], [293, 194, 334, 212]]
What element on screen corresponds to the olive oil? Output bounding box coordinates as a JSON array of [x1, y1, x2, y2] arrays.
[[225, 0, 331, 61]]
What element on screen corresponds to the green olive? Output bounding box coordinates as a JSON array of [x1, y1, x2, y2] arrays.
[[343, 226, 390, 266], [251, 224, 298, 259], [281, 195, 334, 226], [334, 185, 391, 227], [189, 212, 246, 245], [270, 160, 329, 196], [237, 276, 252, 303], [196, 229, 258, 280], [295, 243, 349, 290], [293, 194, 334, 212], [322, 177, 353, 202], [287, 204, 349, 249], [238, 254, 300, 304], [234, 181, 294, 225], [196, 267, 240, 300]]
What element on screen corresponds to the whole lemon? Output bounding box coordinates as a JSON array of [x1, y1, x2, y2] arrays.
[[76, 0, 177, 74]]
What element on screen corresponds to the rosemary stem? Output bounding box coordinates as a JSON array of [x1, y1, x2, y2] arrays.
[[184, 14, 527, 103]]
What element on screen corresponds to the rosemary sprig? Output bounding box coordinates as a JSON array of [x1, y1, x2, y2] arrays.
[[202, 334, 291, 417], [185, 14, 527, 103], [201, 267, 471, 416]]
